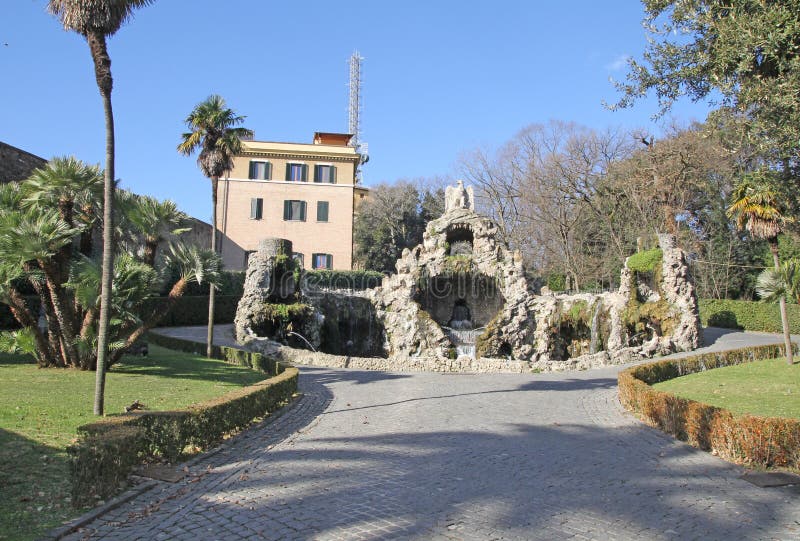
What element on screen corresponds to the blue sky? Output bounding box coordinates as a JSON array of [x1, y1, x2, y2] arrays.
[[1, 1, 711, 222]]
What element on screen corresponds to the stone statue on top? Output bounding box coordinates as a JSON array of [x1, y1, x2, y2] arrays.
[[444, 180, 475, 212]]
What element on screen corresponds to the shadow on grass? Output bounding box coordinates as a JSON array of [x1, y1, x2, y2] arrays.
[[0, 352, 36, 367], [111, 346, 266, 387], [0, 428, 78, 541]]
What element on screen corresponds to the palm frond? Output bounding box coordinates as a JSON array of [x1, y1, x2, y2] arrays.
[[179, 95, 250, 178], [165, 242, 222, 286], [0, 328, 37, 356], [48, 0, 155, 36]]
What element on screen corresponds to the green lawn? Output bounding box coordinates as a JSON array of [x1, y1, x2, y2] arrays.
[[0, 345, 267, 541], [653, 357, 800, 419]]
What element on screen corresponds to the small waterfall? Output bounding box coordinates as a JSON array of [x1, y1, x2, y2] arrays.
[[443, 322, 484, 359], [589, 298, 603, 354]]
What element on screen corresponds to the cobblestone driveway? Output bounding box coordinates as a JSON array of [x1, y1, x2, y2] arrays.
[[66, 329, 800, 540]]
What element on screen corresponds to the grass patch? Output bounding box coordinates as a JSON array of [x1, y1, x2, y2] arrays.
[[653, 357, 800, 419], [0, 345, 266, 541]]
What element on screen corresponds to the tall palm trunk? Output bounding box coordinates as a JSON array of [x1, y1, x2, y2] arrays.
[[770, 239, 794, 365], [88, 31, 115, 415], [40, 261, 81, 366], [207, 176, 219, 357]]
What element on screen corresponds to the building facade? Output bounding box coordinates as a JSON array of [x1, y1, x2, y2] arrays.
[[217, 132, 368, 271]]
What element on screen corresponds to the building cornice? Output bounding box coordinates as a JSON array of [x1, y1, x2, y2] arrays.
[[224, 177, 360, 188], [241, 150, 359, 163]]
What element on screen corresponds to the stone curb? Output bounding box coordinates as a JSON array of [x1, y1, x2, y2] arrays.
[[41, 479, 160, 540], [42, 390, 304, 540]]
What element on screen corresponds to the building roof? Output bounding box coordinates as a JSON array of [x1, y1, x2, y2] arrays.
[[313, 132, 354, 146], [0, 141, 46, 184]]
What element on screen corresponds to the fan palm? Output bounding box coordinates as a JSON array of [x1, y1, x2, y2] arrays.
[[112, 242, 221, 363], [727, 171, 796, 364], [756, 258, 800, 304], [123, 194, 190, 266], [48, 0, 154, 414], [178, 95, 253, 357], [0, 208, 82, 365]]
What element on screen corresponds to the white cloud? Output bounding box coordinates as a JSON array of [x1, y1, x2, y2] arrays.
[[605, 54, 630, 72]]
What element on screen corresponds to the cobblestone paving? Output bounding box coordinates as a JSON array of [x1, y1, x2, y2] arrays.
[[66, 329, 800, 540]]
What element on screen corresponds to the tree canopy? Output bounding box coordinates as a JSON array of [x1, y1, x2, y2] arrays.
[[613, 0, 800, 163]]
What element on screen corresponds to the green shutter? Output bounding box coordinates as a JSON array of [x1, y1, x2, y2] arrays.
[[302, 164, 308, 182], [250, 198, 257, 219], [248, 161, 256, 179], [283, 200, 291, 220], [317, 201, 329, 222], [285, 163, 291, 181], [313, 164, 320, 183], [326, 254, 332, 269], [300, 201, 307, 221], [265, 162, 271, 180], [331, 166, 337, 183]]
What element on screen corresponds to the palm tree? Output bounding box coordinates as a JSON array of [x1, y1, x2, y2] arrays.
[[727, 172, 795, 364], [757, 258, 800, 303], [112, 243, 221, 364], [122, 193, 189, 266], [48, 0, 154, 414], [178, 95, 253, 357]]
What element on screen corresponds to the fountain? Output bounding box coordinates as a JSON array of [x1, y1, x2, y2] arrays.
[[236, 181, 702, 373]]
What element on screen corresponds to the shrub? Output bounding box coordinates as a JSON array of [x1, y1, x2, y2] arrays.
[[69, 425, 145, 505], [140, 295, 240, 327], [546, 273, 566, 292], [304, 270, 383, 290], [68, 338, 297, 506], [626, 248, 663, 273], [699, 298, 800, 334], [618, 343, 800, 470]]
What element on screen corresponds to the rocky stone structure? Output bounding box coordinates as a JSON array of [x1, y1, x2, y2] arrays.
[[238, 182, 702, 373], [234, 238, 296, 344]]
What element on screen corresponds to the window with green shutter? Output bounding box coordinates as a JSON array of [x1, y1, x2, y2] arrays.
[[283, 200, 307, 221], [249, 161, 271, 180], [314, 164, 336, 183], [286, 163, 307, 182], [250, 198, 263, 220], [316, 201, 329, 222]]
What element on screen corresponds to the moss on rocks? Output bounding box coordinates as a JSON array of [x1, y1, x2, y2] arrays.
[[626, 248, 663, 273]]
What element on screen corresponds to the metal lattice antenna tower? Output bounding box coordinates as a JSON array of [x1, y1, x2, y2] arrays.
[[348, 51, 368, 182], [348, 51, 363, 148]]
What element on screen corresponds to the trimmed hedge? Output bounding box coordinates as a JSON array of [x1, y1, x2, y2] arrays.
[[619, 343, 800, 470], [699, 298, 800, 334], [1, 295, 241, 330], [68, 337, 297, 506], [304, 269, 383, 290], [146, 331, 285, 376], [142, 295, 241, 327]]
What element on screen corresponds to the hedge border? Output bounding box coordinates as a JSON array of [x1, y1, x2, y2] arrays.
[[619, 343, 800, 470], [698, 298, 800, 334], [68, 336, 297, 507]]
